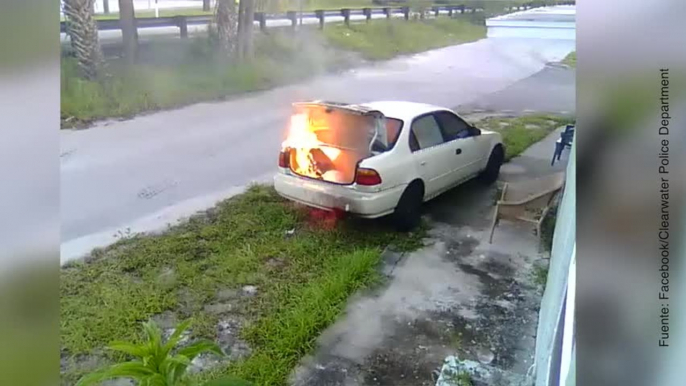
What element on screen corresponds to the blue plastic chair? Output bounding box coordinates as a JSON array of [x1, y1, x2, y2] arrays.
[[551, 124, 574, 165]]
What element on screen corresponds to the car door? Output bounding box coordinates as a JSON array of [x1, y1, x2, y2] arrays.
[[434, 110, 490, 182], [408, 114, 455, 198]]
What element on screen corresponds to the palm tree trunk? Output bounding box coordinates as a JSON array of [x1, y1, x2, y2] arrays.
[[118, 0, 138, 63], [216, 0, 238, 57], [63, 0, 104, 80]]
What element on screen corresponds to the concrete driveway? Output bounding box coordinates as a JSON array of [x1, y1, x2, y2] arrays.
[[290, 125, 571, 386], [60, 37, 574, 263]]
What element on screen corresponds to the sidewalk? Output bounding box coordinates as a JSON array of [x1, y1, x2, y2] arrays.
[[500, 125, 571, 183], [290, 129, 570, 386]]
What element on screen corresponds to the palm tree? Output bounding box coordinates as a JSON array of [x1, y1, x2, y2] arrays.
[[62, 0, 104, 79]]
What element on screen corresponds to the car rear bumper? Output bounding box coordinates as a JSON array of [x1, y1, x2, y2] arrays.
[[273, 173, 405, 218]]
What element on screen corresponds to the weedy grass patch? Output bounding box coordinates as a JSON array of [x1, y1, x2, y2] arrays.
[[61, 30, 354, 126], [562, 51, 576, 68], [61, 185, 425, 385], [473, 114, 575, 161], [323, 16, 485, 61], [62, 15, 486, 125]]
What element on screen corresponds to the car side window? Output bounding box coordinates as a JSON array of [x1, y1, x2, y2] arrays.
[[410, 115, 445, 151], [409, 131, 420, 152], [435, 111, 472, 141]]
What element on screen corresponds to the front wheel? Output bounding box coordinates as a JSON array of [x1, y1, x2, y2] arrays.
[[479, 146, 504, 184], [392, 184, 423, 232]]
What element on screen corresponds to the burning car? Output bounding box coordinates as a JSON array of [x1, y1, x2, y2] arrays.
[[274, 101, 505, 230]]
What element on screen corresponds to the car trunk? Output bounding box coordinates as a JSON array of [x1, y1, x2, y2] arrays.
[[282, 102, 388, 185]]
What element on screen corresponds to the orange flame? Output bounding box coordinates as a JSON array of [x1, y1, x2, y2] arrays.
[[283, 113, 343, 181]]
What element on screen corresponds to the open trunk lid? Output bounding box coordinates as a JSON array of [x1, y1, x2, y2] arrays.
[[281, 101, 388, 184]]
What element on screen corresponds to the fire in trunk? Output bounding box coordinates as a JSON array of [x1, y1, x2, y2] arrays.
[[282, 103, 387, 184]]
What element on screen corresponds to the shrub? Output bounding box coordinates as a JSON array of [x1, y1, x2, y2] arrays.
[[76, 320, 251, 386]]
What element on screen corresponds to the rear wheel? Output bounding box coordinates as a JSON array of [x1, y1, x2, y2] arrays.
[[392, 183, 423, 232], [479, 146, 504, 184]]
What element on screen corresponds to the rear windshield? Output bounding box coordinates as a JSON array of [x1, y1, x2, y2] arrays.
[[372, 118, 403, 153], [290, 105, 377, 152]]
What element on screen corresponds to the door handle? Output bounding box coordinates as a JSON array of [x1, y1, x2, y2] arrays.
[[420, 161, 427, 166], [455, 148, 462, 155]]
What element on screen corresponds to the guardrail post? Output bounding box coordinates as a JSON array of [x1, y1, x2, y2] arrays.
[[383, 7, 391, 18], [287, 11, 297, 29], [255, 12, 267, 32], [432, 6, 440, 18], [448, 6, 453, 17], [459, 4, 465, 14], [175, 16, 188, 38], [315, 10, 325, 29], [402, 6, 410, 20], [341, 8, 351, 26], [363, 7, 372, 22]]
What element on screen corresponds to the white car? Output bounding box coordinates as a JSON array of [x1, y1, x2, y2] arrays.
[[274, 101, 505, 230]]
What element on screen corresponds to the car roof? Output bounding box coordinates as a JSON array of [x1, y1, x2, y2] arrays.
[[359, 101, 450, 122]]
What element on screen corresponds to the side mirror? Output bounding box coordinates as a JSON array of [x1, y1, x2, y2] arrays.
[[470, 126, 481, 136]]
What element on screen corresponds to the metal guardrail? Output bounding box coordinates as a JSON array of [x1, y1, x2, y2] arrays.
[[60, 1, 575, 38]]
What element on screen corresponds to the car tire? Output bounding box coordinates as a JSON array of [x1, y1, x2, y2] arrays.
[[479, 146, 504, 184], [393, 184, 423, 232]]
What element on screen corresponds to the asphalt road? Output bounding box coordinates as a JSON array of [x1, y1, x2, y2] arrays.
[[60, 37, 574, 263], [457, 62, 575, 115]]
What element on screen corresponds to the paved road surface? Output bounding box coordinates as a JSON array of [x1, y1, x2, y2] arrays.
[[457, 62, 575, 115], [60, 37, 574, 263]]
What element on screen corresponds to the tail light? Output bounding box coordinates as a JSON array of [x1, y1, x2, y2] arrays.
[[278, 149, 290, 168], [355, 168, 382, 186]]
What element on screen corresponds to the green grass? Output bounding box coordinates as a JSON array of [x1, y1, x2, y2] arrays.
[[473, 114, 575, 161], [562, 51, 576, 68], [532, 264, 549, 287], [62, 14, 486, 125], [323, 16, 485, 60], [61, 30, 355, 126], [442, 368, 473, 386], [61, 185, 424, 385], [540, 204, 557, 252]]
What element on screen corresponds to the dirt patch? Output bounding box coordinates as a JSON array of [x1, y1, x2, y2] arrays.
[[189, 317, 252, 374], [359, 317, 457, 386]]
